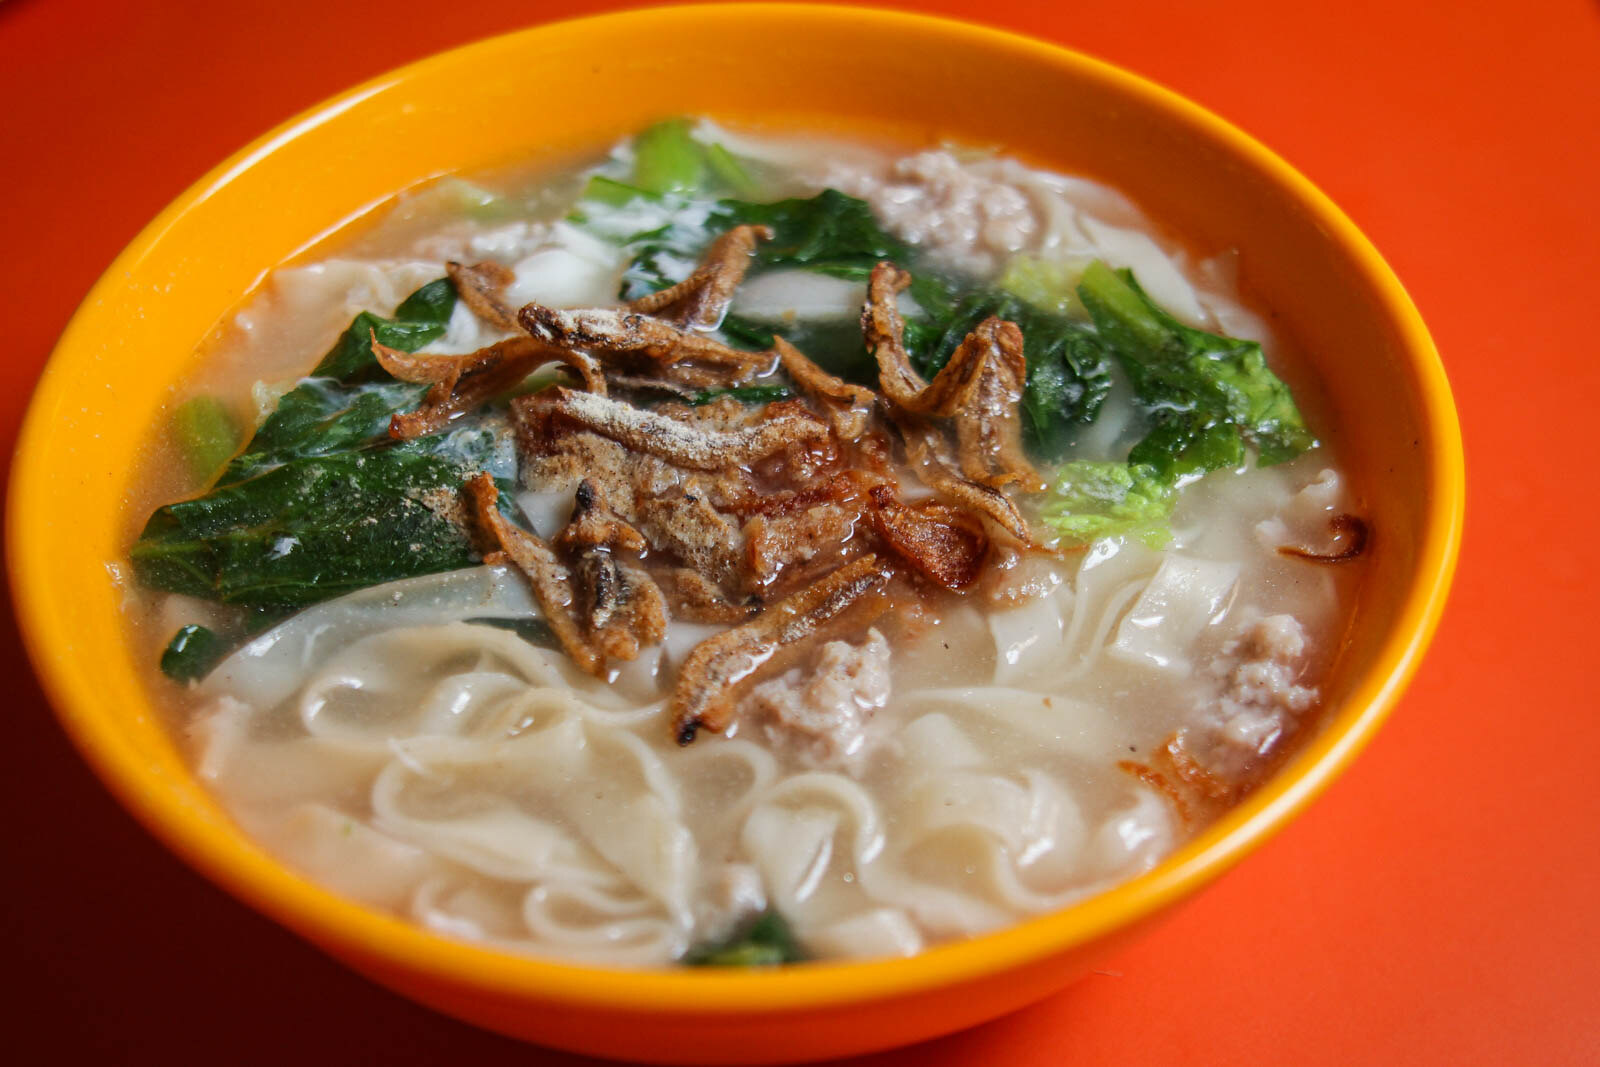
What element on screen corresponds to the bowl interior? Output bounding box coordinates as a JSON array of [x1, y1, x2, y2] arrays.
[[8, 4, 1460, 1059]]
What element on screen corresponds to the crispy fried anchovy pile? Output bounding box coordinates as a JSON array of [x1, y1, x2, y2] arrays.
[[390, 227, 1049, 744]]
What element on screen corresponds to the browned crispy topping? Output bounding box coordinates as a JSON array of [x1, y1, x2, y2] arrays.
[[463, 472, 601, 675], [373, 334, 546, 440], [863, 267, 1012, 424], [538, 386, 830, 470], [1278, 514, 1369, 563], [860, 263, 928, 408], [866, 485, 989, 590], [1119, 733, 1244, 826], [556, 478, 648, 555], [948, 318, 1046, 492], [773, 336, 877, 441], [626, 224, 773, 328], [542, 347, 610, 396], [473, 228, 1055, 745], [606, 374, 699, 399], [895, 414, 1035, 544], [670, 554, 893, 744], [632, 478, 749, 591], [465, 472, 666, 671], [446, 260, 521, 332], [519, 305, 769, 374], [744, 502, 862, 591], [555, 480, 667, 662], [653, 567, 758, 624], [862, 261, 1045, 531]]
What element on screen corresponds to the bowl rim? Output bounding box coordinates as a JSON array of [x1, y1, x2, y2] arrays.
[[8, 1, 1463, 1016]]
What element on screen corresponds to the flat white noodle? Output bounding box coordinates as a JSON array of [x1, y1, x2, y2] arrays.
[[1109, 554, 1241, 673], [989, 594, 1064, 686], [268, 803, 439, 910], [199, 566, 543, 711], [414, 875, 527, 941], [895, 688, 1117, 764], [189, 695, 251, 782], [1086, 787, 1175, 879], [294, 622, 641, 750], [519, 881, 689, 964], [740, 773, 884, 928]]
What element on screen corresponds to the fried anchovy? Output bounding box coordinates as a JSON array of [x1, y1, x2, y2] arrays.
[[447, 260, 521, 332], [374, 335, 545, 440], [773, 336, 877, 441], [541, 386, 829, 470], [670, 554, 891, 744], [519, 305, 768, 371], [627, 224, 773, 328], [462, 472, 601, 675]]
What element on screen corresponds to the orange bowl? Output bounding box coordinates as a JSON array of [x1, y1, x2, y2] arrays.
[[6, 5, 1461, 1062]]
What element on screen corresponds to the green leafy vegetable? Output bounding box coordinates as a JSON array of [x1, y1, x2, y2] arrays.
[[220, 378, 427, 485], [130, 279, 521, 612], [580, 174, 653, 208], [613, 188, 913, 306], [1077, 261, 1315, 478], [632, 118, 707, 195], [689, 384, 794, 406], [309, 277, 456, 383], [1037, 263, 1318, 547], [595, 120, 762, 206], [715, 188, 914, 280], [704, 141, 759, 198], [172, 395, 241, 484], [1039, 461, 1177, 548], [131, 444, 507, 609], [159, 624, 228, 683], [586, 167, 1318, 556], [997, 255, 1089, 318], [683, 910, 805, 967]]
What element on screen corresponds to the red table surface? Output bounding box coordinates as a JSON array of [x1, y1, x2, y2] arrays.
[[4, 0, 1596, 1063]]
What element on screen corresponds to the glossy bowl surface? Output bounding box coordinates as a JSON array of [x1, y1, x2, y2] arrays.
[[7, 5, 1461, 1062]]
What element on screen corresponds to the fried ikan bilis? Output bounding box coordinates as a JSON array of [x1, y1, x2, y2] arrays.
[[404, 227, 1056, 744]]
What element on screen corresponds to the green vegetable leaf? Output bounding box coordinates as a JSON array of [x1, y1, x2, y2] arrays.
[[1039, 460, 1177, 549], [689, 384, 794, 406], [436, 177, 506, 220], [581, 174, 655, 208], [632, 118, 707, 195], [704, 141, 759, 198], [159, 624, 228, 683], [614, 188, 913, 303], [1077, 261, 1315, 476], [584, 122, 763, 210], [131, 279, 521, 612], [172, 395, 241, 484], [683, 910, 806, 967], [715, 188, 913, 280], [997, 255, 1089, 318], [130, 443, 504, 609], [220, 378, 428, 485], [309, 277, 456, 382]]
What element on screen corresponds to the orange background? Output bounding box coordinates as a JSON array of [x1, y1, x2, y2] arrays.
[[2, 1, 1595, 1064]]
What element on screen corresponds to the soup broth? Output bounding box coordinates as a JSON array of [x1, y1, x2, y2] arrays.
[[122, 120, 1366, 965]]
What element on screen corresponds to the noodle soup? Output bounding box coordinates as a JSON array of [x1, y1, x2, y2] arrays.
[[122, 120, 1366, 966]]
